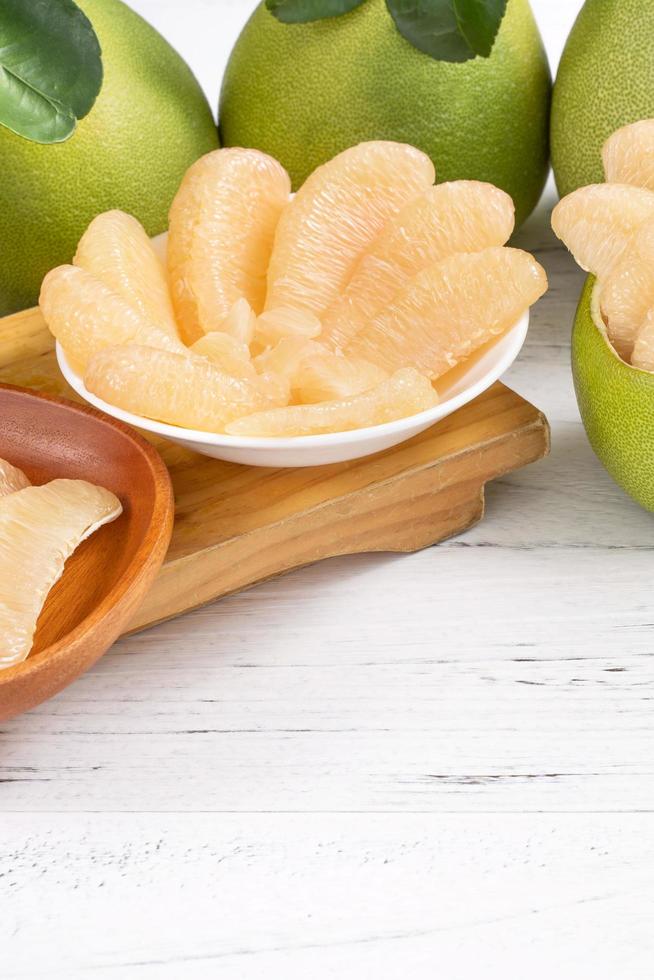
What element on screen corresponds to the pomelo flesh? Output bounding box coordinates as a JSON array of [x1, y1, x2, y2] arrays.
[[253, 337, 320, 381], [255, 307, 322, 348], [294, 348, 388, 403], [603, 120, 654, 190], [0, 459, 30, 498], [320, 181, 515, 350], [551, 183, 654, 279], [190, 332, 257, 381], [221, 298, 257, 345], [600, 220, 654, 361], [253, 339, 386, 401], [85, 345, 290, 432], [265, 141, 435, 318], [74, 210, 179, 339], [40, 265, 185, 371], [344, 247, 547, 379], [0, 479, 122, 668], [226, 368, 437, 437], [167, 148, 291, 343]]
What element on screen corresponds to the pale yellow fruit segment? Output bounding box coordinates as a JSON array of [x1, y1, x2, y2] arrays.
[[0, 458, 30, 498], [190, 332, 256, 381], [85, 345, 289, 432], [603, 120, 654, 190], [226, 368, 437, 437], [167, 148, 291, 342], [40, 265, 186, 371], [253, 338, 386, 400], [0, 479, 122, 668], [221, 298, 257, 345], [345, 247, 547, 379], [551, 183, 654, 278], [74, 210, 179, 339], [253, 337, 320, 379], [321, 180, 515, 350], [295, 348, 388, 403], [265, 141, 435, 318], [255, 307, 322, 348], [600, 220, 654, 361]]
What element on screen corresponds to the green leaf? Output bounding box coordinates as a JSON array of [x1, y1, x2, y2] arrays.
[[385, 0, 507, 62], [453, 0, 507, 57], [0, 0, 102, 144], [266, 0, 368, 24]]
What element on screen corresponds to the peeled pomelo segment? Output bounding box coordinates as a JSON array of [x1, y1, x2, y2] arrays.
[[253, 337, 320, 379], [0, 479, 122, 668], [226, 368, 437, 437], [255, 307, 322, 348], [600, 220, 654, 361], [551, 183, 654, 278], [603, 120, 654, 189], [321, 181, 515, 350], [190, 332, 256, 381], [85, 345, 289, 433], [252, 338, 384, 400], [295, 348, 388, 403], [631, 308, 654, 372], [74, 210, 179, 339], [221, 298, 257, 345], [265, 141, 435, 318], [40, 265, 186, 371], [344, 247, 547, 379], [0, 458, 30, 498], [167, 147, 291, 343], [256, 371, 291, 409]]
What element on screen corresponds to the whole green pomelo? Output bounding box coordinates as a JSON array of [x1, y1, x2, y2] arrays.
[[0, 0, 218, 316], [552, 0, 654, 197], [219, 0, 550, 229], [573, 276, 654, 512]]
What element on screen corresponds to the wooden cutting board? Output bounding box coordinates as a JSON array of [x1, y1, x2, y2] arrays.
[[0, 307, 550, 633]]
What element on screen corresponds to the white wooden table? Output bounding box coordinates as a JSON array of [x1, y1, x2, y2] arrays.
[[5, 3, 654, 978]]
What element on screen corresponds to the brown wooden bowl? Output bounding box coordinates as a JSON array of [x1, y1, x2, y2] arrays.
[[0, 384, 174, 720]]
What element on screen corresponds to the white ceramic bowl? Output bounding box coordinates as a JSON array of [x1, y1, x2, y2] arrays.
[[56, 312, 528, 468]]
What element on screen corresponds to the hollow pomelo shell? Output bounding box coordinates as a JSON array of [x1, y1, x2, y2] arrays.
[[573, 275, 654, 511]]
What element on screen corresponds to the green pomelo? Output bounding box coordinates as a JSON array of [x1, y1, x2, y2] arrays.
[[552, 0, 654, 197], [0, 0, 219, 316], [219, 0, 551, 229], [573, 276, 654, 512]]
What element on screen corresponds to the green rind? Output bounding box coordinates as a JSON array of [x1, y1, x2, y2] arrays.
[[552, 0, 654, 197], [572, 275, 654, 512], [219, 0, 551, 228], [0, 0, 219, 316]]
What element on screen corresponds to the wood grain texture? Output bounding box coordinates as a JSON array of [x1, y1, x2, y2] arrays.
[[0, 385, 174, 721], [0, 308, 549, 634]]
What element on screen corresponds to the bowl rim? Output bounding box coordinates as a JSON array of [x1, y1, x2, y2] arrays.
[[56, 311, 529, 449], [0, 382, 175, 687]]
